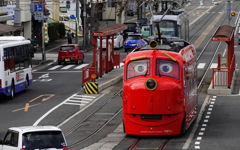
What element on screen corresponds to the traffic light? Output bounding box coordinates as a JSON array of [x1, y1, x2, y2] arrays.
[[66, 0, 70, 9]]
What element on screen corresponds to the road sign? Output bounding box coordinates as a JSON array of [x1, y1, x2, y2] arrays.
[[34, 11, 43, 21], [35, 4, 42, 12], [70, 14, 75, 19]]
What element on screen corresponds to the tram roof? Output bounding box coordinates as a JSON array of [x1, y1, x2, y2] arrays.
[[152, 13, 188, 25]]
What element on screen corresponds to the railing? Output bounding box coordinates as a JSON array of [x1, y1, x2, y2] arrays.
[[212, 54, 235, 88], [82, 63, 96, 86]]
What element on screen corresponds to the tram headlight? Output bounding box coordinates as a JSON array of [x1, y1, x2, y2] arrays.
[[145, 78, 157, 90]]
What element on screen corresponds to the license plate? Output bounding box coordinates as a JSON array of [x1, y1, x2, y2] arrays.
[[132, 44, 136, 46], [65, 58, 70, 61], [141, 115, 162, 120]]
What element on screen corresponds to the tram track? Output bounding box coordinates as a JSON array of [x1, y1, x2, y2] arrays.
[[128, 138, 169, 150], [63, 82, 123, 149]]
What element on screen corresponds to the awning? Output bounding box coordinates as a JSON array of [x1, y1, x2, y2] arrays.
[[93, 23, 128, 37], [0, 24, 23, 35]]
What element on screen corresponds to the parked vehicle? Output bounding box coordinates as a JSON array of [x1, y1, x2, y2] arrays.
[[124, 33, 143, 52], [97, 33, 123, 49], [57, 44, 84, 65], [0, 126, 68, 150]]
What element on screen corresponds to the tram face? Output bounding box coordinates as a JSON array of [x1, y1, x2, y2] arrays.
[[154, 20, 178, 38], [123, 57, 185, 115]]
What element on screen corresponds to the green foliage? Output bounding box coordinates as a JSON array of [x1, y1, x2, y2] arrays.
[[58, 23, 66, 38], [48, 22, 66, 42]]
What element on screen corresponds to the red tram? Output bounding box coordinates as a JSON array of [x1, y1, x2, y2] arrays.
[[122, 39, 198, 135]]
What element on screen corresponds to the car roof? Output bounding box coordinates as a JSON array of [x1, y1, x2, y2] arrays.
[[60, 44, 78, 47], [128, 33, 143, 36], [9, 126, 62, 133]]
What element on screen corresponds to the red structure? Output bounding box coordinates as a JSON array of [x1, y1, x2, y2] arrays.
[[211, 25, 235, 88], [122, 43, 198, 135], [82, 23, 127, 86]]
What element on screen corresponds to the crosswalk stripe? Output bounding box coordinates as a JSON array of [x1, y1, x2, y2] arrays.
[[48, 65, 61, 70], [197, 63, 205, 69], [74, 64, 88, 69], [210, 63, 218, 68], [61, 65, 75, 70]]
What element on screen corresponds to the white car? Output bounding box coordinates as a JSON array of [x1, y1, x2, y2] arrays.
[[0, 126, 68, 150], [97, 33, 123, 49]]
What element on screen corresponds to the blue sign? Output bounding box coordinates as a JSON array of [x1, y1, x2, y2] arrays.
[[70, 15, 75, 19], [35, 4, 42, 12]]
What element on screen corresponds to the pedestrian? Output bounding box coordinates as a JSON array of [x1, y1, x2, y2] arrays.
[[67, 30, 72, 44]]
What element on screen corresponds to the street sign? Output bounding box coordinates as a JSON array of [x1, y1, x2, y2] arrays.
[[34, 11, 43, 21], [30, 3, 35, 13], [35, 4, 42, 12], [70, 14, 75, 19]]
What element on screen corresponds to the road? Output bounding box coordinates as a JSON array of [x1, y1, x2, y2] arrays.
[[1, 0, 240, 150]]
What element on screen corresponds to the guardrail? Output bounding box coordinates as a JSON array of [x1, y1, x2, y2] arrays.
[[212, 54, 235, 88], [82, 63, 96, 87]]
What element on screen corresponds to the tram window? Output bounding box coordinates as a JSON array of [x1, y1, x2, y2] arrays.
[[156, 59, 179, 79], [158, 21, 176, 37], [127, 59, 150, 79]]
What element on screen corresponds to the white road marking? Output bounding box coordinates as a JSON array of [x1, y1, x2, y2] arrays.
[[61, 65, 75, 70], [197, 63, 206, 69], [210, 63, 218, 68], [48, 65, 61, 70], [74, 64, 88, 69]]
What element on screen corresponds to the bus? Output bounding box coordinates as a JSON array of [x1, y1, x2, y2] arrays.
[[0, 36, 33, 99]]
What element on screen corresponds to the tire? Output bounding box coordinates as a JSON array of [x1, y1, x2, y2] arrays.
[[8, 82, 15, 100], [180, 117, 186, 135], [25, 77, 29, 92], [76, 58, 80, 65]]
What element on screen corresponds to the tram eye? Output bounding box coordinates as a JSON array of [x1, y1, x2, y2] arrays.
[[160, 63, 173, 73], [145, 79, 157, 90], [134, 64, 147, 73]]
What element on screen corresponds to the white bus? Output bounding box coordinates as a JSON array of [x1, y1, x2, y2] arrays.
[[0, 36, 33, 99]]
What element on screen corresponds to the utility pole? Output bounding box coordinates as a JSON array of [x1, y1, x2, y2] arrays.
[[90, 0, 95, 45], [14, 0, 21, 26], [83, 0, 87, 47], [227, 0, 232, 25], [75, 0, 79, 44], [42, 0, 46, 61]]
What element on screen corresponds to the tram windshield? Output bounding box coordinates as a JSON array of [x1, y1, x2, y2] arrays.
[[154, 21, 177, 37], [156, 59, 179, 79], [127, 59, 150, 79]]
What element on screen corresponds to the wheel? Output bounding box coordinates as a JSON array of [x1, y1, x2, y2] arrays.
[[25, 77, 29, 92], [76, 58, 80, 65], [180, 117, 186, 135], [8, 82, 15, 100]]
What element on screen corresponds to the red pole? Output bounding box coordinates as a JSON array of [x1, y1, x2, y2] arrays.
[[217, 54, 221, 70]]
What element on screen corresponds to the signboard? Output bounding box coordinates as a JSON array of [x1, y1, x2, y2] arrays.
[[35, 4, 42, 12], [34, 11, 43, 21]]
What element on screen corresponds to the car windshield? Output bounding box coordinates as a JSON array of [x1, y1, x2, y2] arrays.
[[60, 46, 74, 51], [22, 131, 66, 149], [127, 35, 141, 40]]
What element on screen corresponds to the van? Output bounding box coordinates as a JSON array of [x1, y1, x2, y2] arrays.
[[141, 26, 150, 37], [0, 126, 68, 150], [57, 44, 84, 65]]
